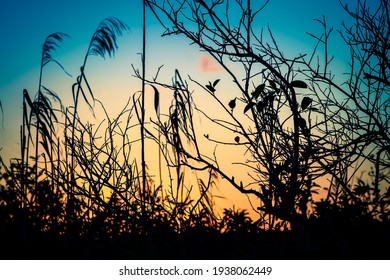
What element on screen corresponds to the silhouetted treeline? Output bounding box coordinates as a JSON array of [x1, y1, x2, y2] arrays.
[[0, 161, 389, 259]]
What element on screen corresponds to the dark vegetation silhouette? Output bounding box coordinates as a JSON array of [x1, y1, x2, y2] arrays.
[[0, 0, 389, 259]]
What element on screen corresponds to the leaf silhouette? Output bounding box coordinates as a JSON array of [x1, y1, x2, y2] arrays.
[[301, 96, 312, 110], [228, 98, 237, 111], [38, 92, 58, 124], [41, 32, 69, 68], [244, 102, 256, 114], [38, 121, 52, 142], [213, 79, 220, 87], [290, 80, 308, 88], [33, 102, 53, 133], [40, 139, 51, 157], [234, 136, 240, 143], [23, 89, 38, 117], [88, 17, 128, 59], [151, 85, 160, 114], [42, 86, 63, 109], [205, 84, 215, 93]]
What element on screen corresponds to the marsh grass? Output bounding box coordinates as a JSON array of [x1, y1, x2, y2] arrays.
[[0, 16, 242, 259], [1, 2, 390, 260]]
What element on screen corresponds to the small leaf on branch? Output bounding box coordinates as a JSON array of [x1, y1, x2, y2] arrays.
[[234, 136, 240, 143], [228, 98, 236, 110], [205, 84, 215, 93], [151, 85, 160, 114], [213, 79, 220, 87], [301, 96, 312, 110], [290, 80, 308, 88]]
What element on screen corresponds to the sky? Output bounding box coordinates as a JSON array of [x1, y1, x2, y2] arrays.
[[0, 0, 364, 216]]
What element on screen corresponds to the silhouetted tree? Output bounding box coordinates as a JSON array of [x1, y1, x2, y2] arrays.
[[145, 0, 323, 229], [303, 0, 390, 221], [145, 0, 390, 229]]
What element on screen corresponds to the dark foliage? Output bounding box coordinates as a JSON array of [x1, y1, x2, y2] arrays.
[[0, 161, 389, 259]]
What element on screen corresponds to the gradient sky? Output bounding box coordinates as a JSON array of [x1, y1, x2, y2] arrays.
[[0, 0, 364, 215]]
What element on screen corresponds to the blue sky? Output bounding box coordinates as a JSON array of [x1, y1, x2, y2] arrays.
[[0, 0, 356, 88], [0, 0, 361, 160]]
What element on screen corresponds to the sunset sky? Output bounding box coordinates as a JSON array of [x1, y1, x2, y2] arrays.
[[0, 0, 363, 216]]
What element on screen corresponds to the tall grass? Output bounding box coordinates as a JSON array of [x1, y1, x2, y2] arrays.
[[0, 15, 222, 240]]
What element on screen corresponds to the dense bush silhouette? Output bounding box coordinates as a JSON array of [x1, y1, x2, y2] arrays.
[[1, 160, 389, 259]]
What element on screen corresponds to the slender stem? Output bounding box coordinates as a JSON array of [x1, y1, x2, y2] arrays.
[[21, 96, 27, 208], [141, 0, 147, 216], [34, 59, 44, 190], [158, 105, 162, 187]]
